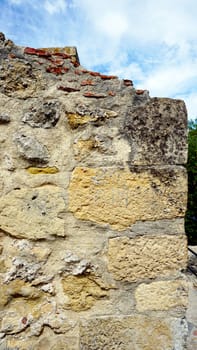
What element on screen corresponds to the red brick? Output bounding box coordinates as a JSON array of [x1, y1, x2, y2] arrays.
[[89, 71, 101, 77], [83, 92, 107, 98], [24, 47, 51, 58], [58, 86, 80, 92], [136, 89, 145, 95], [100, 74, 117, 80], [72, 60, 80, 67], [81, 80, 96, 86], [52, 52, 72, 59], [46, 66, 69, 75], [123, 79, 133, 86], [49, 59, 64, 66], [75, 70, 82, 75]]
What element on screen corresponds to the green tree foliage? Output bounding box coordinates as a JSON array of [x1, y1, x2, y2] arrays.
[[185, 118, 197, 244]]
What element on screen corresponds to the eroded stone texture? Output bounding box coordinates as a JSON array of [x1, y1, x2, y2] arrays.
[[135, 280, 188, 311], [69, 166, 187, 231], [108, 235, 187, 282], [3, 326, 79, 350], [0, 186, 66, 239], [15, 133, 49, 163], [0, 114, 10, 123], [61, 275, 111, 311], [123, 97, 187, 165], [0, 33, 188, 349], [22, 100, 60, 128], [0, 297, 53, 335], [27, 166, 59, 174], [80, 316, 187, 350], [0, 279, 43, 309], [66, 105, 117, 129]]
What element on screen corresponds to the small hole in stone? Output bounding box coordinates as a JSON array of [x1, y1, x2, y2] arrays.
[[32, 195, 37, 200]]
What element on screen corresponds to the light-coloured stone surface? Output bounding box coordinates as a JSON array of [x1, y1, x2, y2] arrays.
[[124, 97, 187, 165], [108, 235, 188, 281], [61, 275, 111, 311], [2, 325, 79, 350], [69, 166, 187, 231], [80, 316, 187, 350], [135, 279, 188, 311], [0, 186, 66, 239], [0, 33, 188, 349]]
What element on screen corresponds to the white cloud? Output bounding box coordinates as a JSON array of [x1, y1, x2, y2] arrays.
[[2, 0, 197, 118], [141, 62, 197, 97], [95, 12, 129, 39], [44, 0, 67, 14]]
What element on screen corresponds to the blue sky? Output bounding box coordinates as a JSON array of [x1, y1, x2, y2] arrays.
[[1, 0, 197, 119]]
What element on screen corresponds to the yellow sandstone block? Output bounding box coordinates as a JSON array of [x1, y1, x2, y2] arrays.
[[68, 167, 187, 231], [27, 166, 59, 174], [135, 280, 188, 311], [61, 275, 110, 311], [108, 235, 187, 282]]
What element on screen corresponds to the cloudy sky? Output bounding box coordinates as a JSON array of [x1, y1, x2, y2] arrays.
[[0, 0, 197, 119]]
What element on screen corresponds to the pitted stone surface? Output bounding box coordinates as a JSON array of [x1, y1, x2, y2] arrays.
[[61, 275, 110, 311], [69, 166, 187, 231], [135, 280, 188, 311], [80, 316, 187, 350], [0, 186, 66, 239], [123, 97, 187, 165], [108, 235, 187, 281], [0, 33, 188, 349], [22, 100, 60, 128], [15, 133, 50, 163]]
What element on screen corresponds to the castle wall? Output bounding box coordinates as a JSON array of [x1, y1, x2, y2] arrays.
[[0, 34, 188, 349]]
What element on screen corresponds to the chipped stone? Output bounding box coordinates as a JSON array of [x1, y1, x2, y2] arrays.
[[22, 101, 60, 128], [14, 133, 49, 163], [0, 186, 66, 239], [0, 114, 10, 123], [63, 251, 91, 275]]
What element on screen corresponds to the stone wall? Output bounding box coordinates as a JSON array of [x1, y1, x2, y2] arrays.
[[0, 33, 188, 349]]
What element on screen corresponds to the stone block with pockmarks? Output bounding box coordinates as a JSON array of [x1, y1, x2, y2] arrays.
[[68, 166, 187, 231], [108, 235, 187, 282]]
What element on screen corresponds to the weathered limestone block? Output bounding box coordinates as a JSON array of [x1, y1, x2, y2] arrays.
[[80, 316, 187, 350], [108, 235, 187, 282], [0, 279, 42, 309], [61, 275, 111, 311], [3, 325, 79, 350], [22, 100, 60, 128], [66, 105, 118, 129], [0, 296, 53, 335], [15, 133, 49, 163], [0, 59, 44, 98], [135, 280, 188, 311], [69, 166, 187, 231], [0, 186, 66, 239], [123, 97, 187, 165], [0, 34, 189, 349]]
